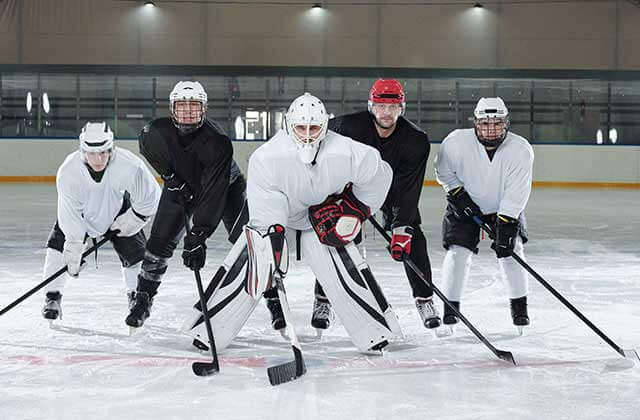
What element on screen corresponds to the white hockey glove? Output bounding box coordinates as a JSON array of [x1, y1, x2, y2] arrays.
[[63, 240, 85, 277], [110, 208, 148, 237]]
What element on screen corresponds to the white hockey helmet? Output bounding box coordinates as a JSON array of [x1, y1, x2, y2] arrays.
[[473, 97, 510, 148], [79, 121, 115, 170], [169, 81, 208, 134], [285, 92, 329, 164]]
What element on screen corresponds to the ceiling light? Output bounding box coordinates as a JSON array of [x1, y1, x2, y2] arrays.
[[473, 2, 483, 7], [312, 3, 322, 9], [144, 1, 156, 7]]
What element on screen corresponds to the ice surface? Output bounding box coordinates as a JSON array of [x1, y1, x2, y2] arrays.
[[1, 185, 639, 420]]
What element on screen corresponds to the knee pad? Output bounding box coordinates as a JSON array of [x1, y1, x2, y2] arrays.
[[140, 251, 168, 282]]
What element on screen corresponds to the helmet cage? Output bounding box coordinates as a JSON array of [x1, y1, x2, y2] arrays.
[[169, 81, 208, 134], [474, 116, 510, 148]]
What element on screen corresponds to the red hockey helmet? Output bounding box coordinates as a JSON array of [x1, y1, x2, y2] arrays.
[[369, 79, 405, 104]]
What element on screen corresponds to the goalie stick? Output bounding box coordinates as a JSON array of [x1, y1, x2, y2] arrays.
[[369, 216, 516, 365], [472, 215, 639, 362], [266, 275, 307, 385]]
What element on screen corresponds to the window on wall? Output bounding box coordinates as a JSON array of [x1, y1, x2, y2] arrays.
[[0, 74, 39, 137], [79, 75, 116, 136], [3, 70, 640, 145], [39, 74, 78, 137]]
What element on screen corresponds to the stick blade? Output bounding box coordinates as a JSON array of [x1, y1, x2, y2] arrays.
[[622, 348, 640, 362], [192, 361, 219, 377], [267, 347, 306, 386], [496, 349, 517, 366]]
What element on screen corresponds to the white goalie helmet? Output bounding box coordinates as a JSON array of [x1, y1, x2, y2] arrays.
[[169, 81, 208, 134], [285, 92, 329, 164], [473, 97, 510, 148]]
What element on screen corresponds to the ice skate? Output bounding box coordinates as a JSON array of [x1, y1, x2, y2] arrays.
[[265, 297, 287, 338], [437, 301, 460, 338], [311, 297, 334, 338], [510, 296, 529, 336], [415, 297, 441, 334], [125, 291, 153, 335], [42, 291, 62, 327]]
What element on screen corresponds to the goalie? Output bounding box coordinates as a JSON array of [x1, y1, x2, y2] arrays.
[[182, 93, 402, 353]]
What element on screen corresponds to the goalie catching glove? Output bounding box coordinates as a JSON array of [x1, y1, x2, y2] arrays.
[[309, 183, 371, 247]]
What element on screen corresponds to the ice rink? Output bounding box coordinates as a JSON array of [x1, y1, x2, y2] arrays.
[[0, 184, 638, 420]]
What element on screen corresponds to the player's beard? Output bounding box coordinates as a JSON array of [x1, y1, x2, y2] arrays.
[[374, 116, 397, 130]]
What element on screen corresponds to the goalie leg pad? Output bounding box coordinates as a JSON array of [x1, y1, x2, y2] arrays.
[[300, 230, 402, 353], [498, 238, 529, 298], [441, 245, 473, 301], [181, 235, 258, 352], [244, 224, 288, 299]]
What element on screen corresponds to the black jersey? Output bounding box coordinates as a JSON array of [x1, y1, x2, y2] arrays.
[[328, 111, 430, 228], [139, 118, 232, 236]]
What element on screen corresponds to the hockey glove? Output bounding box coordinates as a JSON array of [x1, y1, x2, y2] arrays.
[[63, 240, 85, 277], [390, 226, 413, 261], [492, 214, 519, 258], [447, 186, 483, 221], [309, 196, 346, 247], [110, 208, 148, 237], [182, 229, 207, 271], [162, 173, 194, 203]]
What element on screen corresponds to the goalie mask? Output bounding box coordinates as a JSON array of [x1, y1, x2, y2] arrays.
[[285, 92, 329, 164], [79, 121, 114, 172], [170, 81, 208, 135], [473, 97, 510, 148], [368, 79, 405, 129]]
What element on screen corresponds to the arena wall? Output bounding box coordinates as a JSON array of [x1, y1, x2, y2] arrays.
[[1, 138, 638, 188]]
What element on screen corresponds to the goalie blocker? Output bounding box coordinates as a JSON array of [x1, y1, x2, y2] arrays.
[[182, 224, 402, 353]]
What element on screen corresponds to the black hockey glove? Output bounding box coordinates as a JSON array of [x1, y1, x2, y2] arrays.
[[162, 173, 194, 203], [447, 186, 483, 221], [492, 214, 519, 258], [182, 229, 207, 271]]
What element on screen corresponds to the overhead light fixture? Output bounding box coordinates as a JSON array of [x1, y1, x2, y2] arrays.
[[312, 3, 322, 8], [144, 1, 156, 7], [473, 2, 483, 7]]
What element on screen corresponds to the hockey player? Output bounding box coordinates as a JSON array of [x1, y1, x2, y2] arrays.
[[41, 121, 161, 322], [182, 93, 403, 354], [265, 79, 440, 334], [125, 81, 248, 330], [434, 97, 534, 335]]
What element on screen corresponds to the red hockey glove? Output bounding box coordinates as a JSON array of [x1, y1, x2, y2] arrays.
[[390, 226, 413, 261]]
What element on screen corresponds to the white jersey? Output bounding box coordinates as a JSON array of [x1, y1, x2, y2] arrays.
[[435, 128, 534, 218], [247, 129, 393, 232], [56, 147, 161, 241]]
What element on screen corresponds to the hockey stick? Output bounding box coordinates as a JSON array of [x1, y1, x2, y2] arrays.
[[0, 233, 115, 318], [368, 216, 516, 365], [267, 275, 307, 385], [472, 216, 639, 362], [183, 211, 220, 376]]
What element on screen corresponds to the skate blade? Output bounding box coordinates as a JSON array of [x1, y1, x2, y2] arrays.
[[515, 325, 526, 336], [435, 325, 457, 338], [314, 329, 324, 340], [128, 326, 138, 336], [48, 320, 56, 329]]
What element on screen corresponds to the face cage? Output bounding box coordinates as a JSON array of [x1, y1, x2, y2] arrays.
[[291, 123, 326, 146], [171, 100, 206, 133], [474, 118, 510, 148]]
